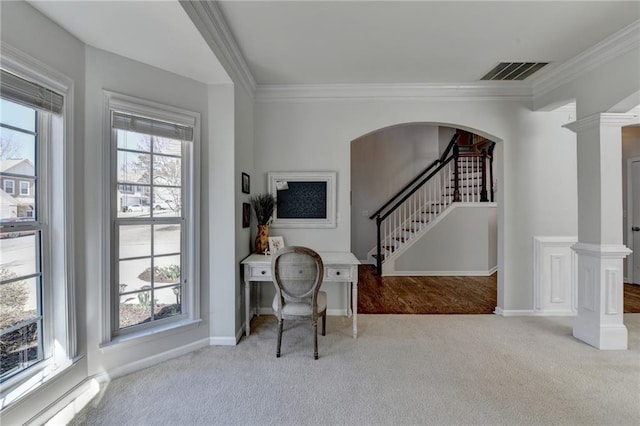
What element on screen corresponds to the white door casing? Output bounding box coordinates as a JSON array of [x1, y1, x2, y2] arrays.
[[631, 159, 640, 284]]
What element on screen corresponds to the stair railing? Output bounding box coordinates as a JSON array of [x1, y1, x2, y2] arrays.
[[368, 133, 459, 223], [369, 134, 459, 275]]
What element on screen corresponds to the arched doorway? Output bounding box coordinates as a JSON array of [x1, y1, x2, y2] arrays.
[[350, 122, 503, 314]]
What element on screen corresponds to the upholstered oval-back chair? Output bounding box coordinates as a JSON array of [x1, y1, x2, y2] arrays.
[[271, 246, 326, 359]]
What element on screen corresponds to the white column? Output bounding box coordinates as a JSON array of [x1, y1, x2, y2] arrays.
[[564, 113, 637, 350]]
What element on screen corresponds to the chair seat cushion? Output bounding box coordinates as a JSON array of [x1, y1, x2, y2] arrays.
[[273, 291, 327, 316]]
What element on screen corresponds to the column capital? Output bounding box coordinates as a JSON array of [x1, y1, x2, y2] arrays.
[[571, 242, 632, 258], [563, 113, 639, 133]]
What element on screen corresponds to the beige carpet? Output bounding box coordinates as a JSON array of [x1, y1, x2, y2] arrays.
[[70, 314, 640, 425]]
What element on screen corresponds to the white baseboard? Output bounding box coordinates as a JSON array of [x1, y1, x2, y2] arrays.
[[387, 266, 497, 277], [257, 307, 349, 316], [96, 338, 210, 383], [494, 307, 576, 317], [31, 378, 100, 426], [210, 336, 239, 346]]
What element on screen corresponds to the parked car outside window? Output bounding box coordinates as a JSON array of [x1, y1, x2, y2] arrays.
[[126, 204, 149, 212]]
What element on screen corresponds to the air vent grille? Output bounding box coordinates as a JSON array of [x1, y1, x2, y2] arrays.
[[481, 62, 548, 81]]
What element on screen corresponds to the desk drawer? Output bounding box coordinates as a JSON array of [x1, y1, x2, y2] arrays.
[[325, 267, 352, 280], [249, 266, 272, 279]]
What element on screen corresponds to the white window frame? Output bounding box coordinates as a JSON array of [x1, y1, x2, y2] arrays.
[[101, 91, 200, 345], [0, 42, 76, 406], [4, 179, 15, 195], [19, 181, 30, 196]]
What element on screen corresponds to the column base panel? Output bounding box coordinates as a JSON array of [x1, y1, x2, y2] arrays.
[[573, 316, 628, 350]]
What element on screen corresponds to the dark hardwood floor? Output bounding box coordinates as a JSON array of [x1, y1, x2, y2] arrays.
[[357, 264, 640, 314], [624, 283, 640, 313]]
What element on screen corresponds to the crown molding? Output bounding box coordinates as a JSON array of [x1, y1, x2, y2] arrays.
[[563, 113, 639, 133], [255, 82, 532, 101], [531, 20, 640, 99], [179, 0, 255, 97]]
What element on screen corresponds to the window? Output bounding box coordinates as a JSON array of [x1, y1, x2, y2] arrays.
[[0, 98, 40, 382], [3, 179, 15, 195], [19, 181, 29, 195], [105, 92, 199, 340], [0, 49, 75, 402], [0, 58, 74, 393]]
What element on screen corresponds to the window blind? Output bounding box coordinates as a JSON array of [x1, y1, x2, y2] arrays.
[[112, 111, 194, 141], [0, 69, 64, 114]]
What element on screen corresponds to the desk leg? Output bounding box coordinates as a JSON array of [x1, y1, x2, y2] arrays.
[[257, 284, 261, 316], [346, 282, 352, 318], [352, 280, 358, 339], [245, 279, 251, 337]]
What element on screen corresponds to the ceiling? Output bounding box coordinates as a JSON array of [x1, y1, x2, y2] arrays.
[[27, 1, 640, 87], [27, 0, 230, 84]]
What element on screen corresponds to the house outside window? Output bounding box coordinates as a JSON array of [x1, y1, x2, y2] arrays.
[[105, 92, 200, 340]]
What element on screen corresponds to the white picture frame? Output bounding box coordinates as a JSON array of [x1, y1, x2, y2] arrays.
[[268, 236, 285, 254], [267, 171, 337, 228]]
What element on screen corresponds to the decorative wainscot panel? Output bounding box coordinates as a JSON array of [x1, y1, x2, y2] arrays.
[[533, 236, 578, 315], [267, 171, 337, 228]]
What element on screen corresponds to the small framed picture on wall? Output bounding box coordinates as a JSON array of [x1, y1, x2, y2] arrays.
[[241, 172, 250, 194], [242, 202, 250, 228]]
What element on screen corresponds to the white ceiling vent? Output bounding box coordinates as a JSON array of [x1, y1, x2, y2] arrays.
[[480, 62, 548, 81]]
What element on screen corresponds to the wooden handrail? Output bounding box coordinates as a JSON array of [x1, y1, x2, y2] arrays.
[[379, 155, 456, 222], [369, 133, 459, 220]]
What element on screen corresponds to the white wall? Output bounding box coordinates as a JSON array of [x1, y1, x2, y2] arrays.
[[83, 47, 211, 373], [208, 84, 254, 343], [253, 97, 578, 312], [350, 124, 440, 260], [0, 2, 87, 424], [207, 83, 236, 341], [234, 85, 254, 335], [391, 205, 497, 274]]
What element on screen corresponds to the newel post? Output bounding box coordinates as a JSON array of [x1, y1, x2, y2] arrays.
[[453, 145, 460, 202], [488, 143, 495, 202], [376, 216, 382, 275], [480, 149, 489, 202]]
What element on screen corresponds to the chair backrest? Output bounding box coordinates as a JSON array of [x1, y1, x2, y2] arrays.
[[271, 246, 324, 304]]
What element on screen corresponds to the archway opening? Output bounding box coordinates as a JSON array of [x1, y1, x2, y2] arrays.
[[350, 121, 503, 314]]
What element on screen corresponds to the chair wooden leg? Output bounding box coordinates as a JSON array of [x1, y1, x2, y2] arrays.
[[313, 320, 319, 360], [276, 318, 283, 358], [322, 314, 326, 336]]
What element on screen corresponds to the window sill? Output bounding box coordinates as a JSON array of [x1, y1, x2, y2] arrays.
[[99, 318, 202, 352], [0, 355, 85, 410]]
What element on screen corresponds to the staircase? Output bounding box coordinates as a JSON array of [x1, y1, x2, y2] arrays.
[[368, 131, 495, 274]]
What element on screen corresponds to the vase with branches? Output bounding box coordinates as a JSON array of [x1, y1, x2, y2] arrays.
[[250, 193, 276, 253]]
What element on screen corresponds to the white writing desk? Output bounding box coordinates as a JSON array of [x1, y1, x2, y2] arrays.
[[241, 251, 360, 338]]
